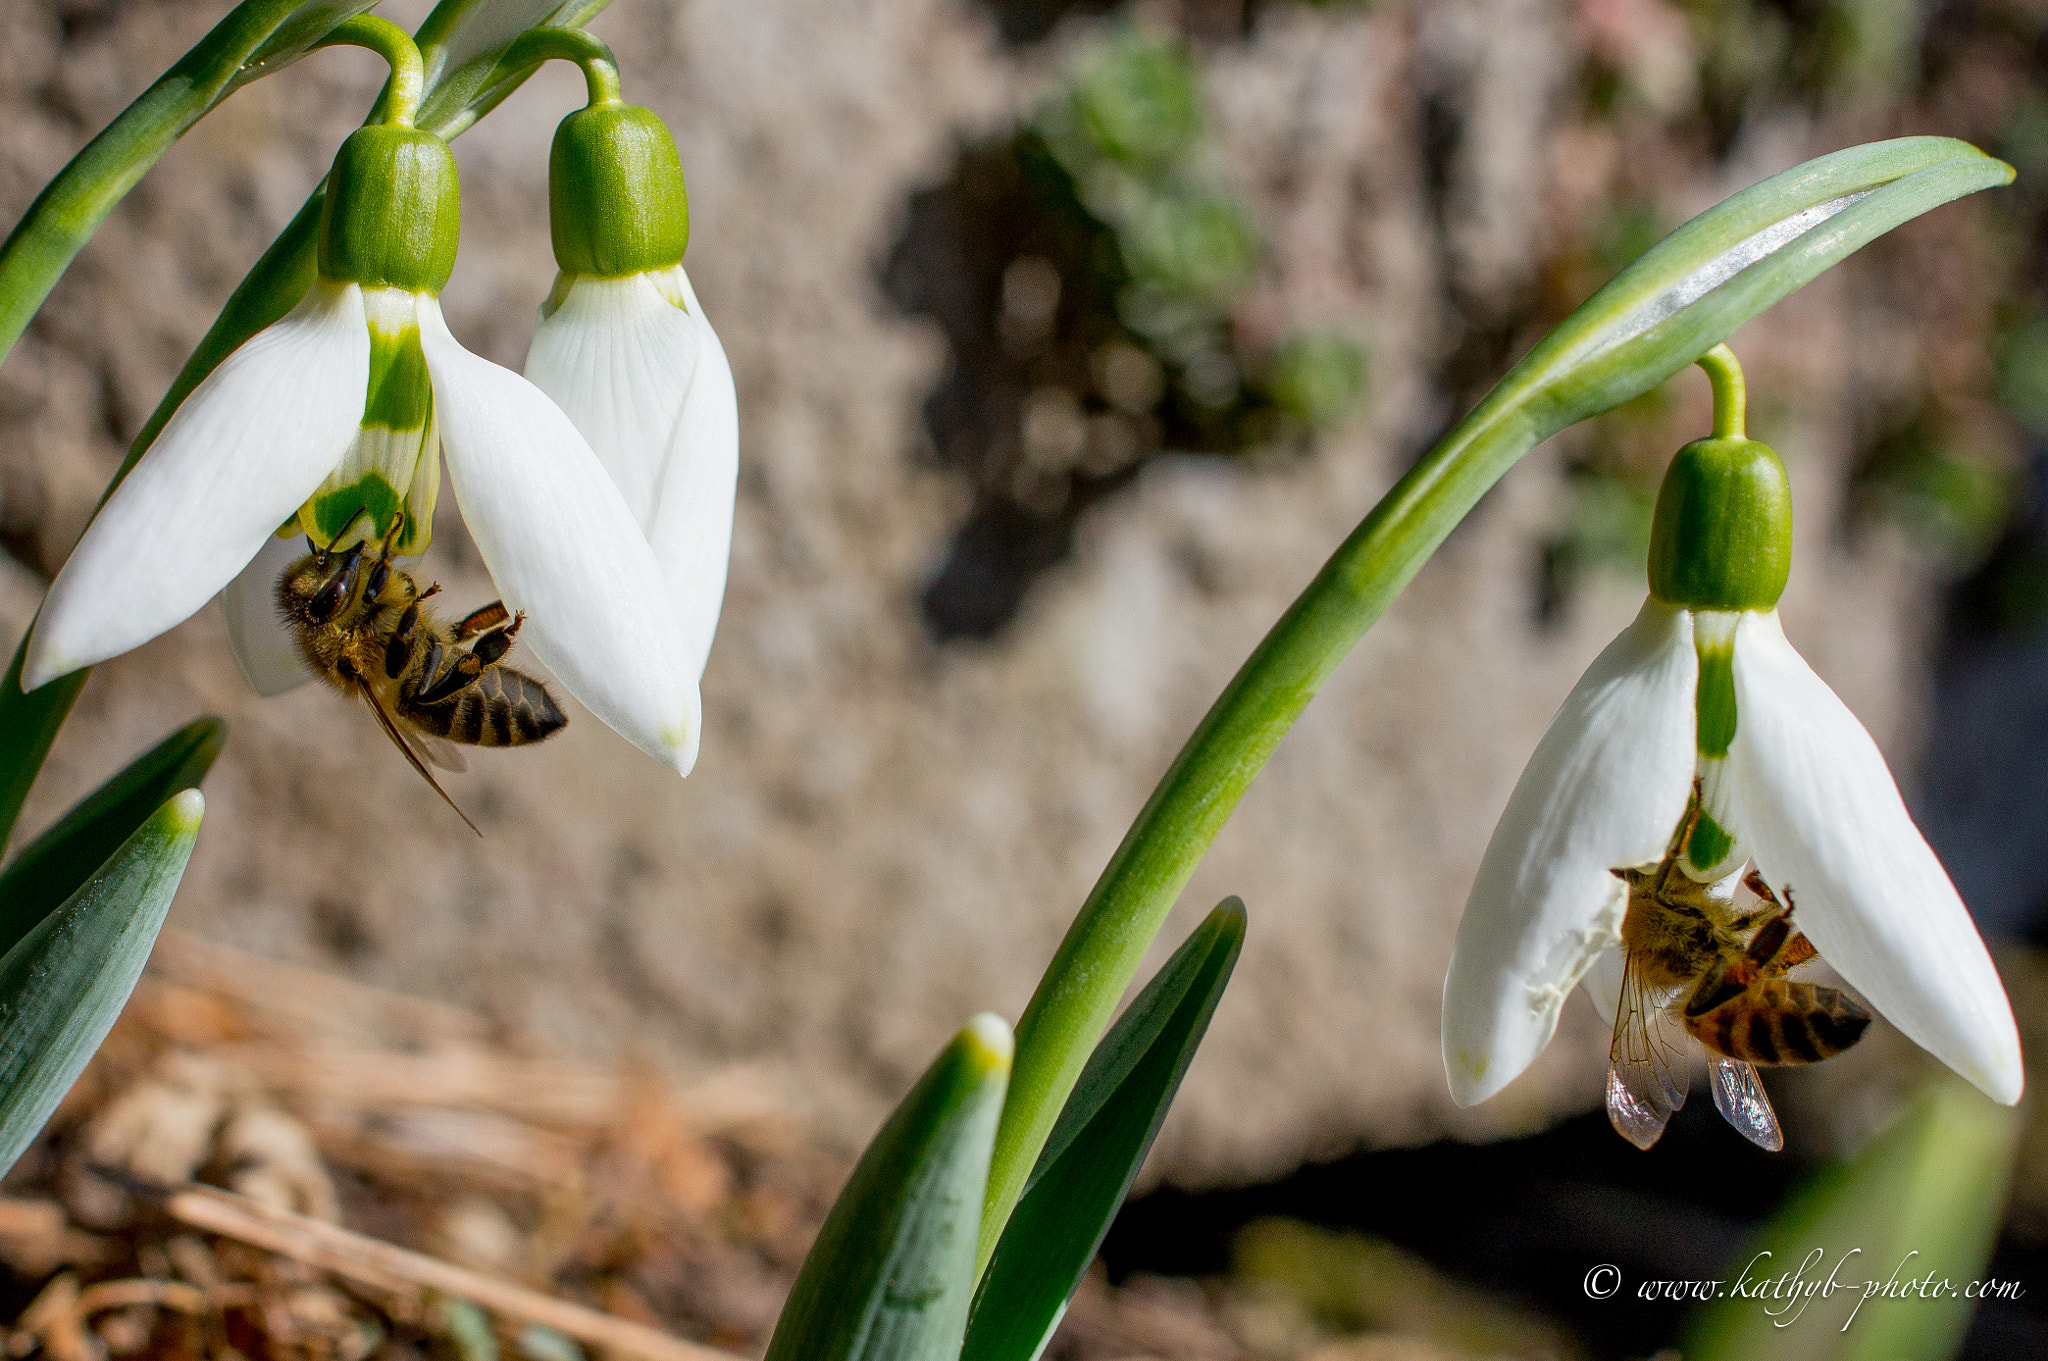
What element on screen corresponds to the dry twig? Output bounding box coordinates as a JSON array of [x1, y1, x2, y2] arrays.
[[157, 1183, 741, 1361]]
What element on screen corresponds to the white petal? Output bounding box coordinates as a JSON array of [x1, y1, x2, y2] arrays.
[[1581, 945, 1624, 1029], [645, 267, 738, 679], [24, 281, 368, 688], [1442, 599, 1700, 1106], [221, 530, 315, 696], [525, 267, 739, 681], [1726, 610, 2023, 1104], [417, 300, 701, 774], [523, 271, 696, 526]]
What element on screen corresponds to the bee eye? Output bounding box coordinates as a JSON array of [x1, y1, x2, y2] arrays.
[[306, 573, 350, 623], [306, 548, 364, 623]]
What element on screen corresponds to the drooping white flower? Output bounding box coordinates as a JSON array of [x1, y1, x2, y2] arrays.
[[1441, 362, 2022, 1112], [24, 121, 701, 775], [521, 99, 737, 680]]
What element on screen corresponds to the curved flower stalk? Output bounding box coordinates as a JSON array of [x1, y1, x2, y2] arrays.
[[1441, 347, 2023, 1112], [978, 138, 2015, 1258], [516, 30, 739, 680], [21, 27, 701, 776]]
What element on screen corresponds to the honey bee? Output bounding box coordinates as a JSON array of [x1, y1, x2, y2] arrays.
[[279, 525, 566, 833], [1607, 797, 1871, 1151]]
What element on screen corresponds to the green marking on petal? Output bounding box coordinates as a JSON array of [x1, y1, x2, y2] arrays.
[[298, 418, 438, 551], [1694, 614, 1739, 759], [394, 411, 440, 556], [363, 322, 432, 430], [303, 473, 405, 548], [1685, 809, 1735, 877]]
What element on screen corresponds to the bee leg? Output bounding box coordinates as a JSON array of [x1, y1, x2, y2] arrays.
[[1744, 912, 1794, 970], [1684, 960, 1748, 1019], [466, 611, 526, 668], [1770, 933, 1819, 974], [385, 602, 422, 680], [415, 649, 487, 705], [454, 601, 511, 642]]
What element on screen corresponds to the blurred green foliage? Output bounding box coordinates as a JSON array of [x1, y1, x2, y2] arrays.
[[1681, 1076, 2020, 1361], [898, 13, 1369, 636], [1023, 21, 1364, 440]]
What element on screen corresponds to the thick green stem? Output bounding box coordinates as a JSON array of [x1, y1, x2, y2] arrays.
[[316, 16, 428, 127], [1698, 343, 1747, 439], [501, 27, 624, 108], [0, 0, 312, 371]]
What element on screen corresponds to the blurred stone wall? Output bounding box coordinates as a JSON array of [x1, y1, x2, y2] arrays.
[[0, 0, 1986, 1185]]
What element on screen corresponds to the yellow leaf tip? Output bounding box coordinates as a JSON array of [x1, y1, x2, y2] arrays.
[[961, 1012, 1014, 1073], [163, 788, 206, 830]]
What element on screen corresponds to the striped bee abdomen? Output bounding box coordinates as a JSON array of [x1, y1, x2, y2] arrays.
[[405, 662, 566, 746], [1685, 980, 1871, 1066]]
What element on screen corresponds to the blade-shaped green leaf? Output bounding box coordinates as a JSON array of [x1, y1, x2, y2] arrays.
[[413, 0, 613, 137], [0, 718, 224, 962], [0, 790, 204, 1176], [1511, 138, 2013, 433], [232, 1, 382, 90], [765, 1015, 1012, 1361], [965, 899, 1244, 1361], [983, 136, 2016, 1258], [1679, 1075, 2019, 1361]]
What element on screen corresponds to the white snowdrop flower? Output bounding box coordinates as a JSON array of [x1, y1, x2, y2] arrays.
[[24, 118, 701, 775], [1441, 349, 2022, 1113], [523, 99, 737, 680]]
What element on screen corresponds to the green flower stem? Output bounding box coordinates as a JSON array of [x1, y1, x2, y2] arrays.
[[979, 366, 1548, 1270], [0, 0, 320, 371], [0, 4, 613, 848], [314, 16, 428, 128], [980, 135, 2017, 1268], [501, 27, 624, 109], [1698, 343, 1746, 439]]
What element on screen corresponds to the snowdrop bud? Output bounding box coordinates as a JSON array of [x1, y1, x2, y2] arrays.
[[548, 104, 690, 278], [1646, 436, 1793, 613], [318, 126, 461, 295]]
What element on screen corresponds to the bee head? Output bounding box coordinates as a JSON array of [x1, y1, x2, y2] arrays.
[[278, 542, 365, 625]]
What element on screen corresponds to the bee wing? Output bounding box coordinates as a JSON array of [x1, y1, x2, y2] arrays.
[[412, 731, 470, 774], [1707, 1055, 1783, 1152], [352, 676, 480, 836], [1606, 949, 1690, 1150]]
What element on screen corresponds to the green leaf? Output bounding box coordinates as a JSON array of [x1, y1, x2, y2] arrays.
[[765, 1015, 1012, 1361], [1679, 1075, 2019, 1361], [414, 1, 614, 138], [983, 136, 2014, 1259], [0, 718, 224, 962], [0, 790, 204, 1176], [234, 1, 383, 89], [965, 899, 1244, 1361]]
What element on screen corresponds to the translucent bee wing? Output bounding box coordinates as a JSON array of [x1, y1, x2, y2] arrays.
[[352, 677, 479, 836], [413, 731, 470, 774], [1708, 1055, 1783, 1152], [1607, 951, 1689, 1150]]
